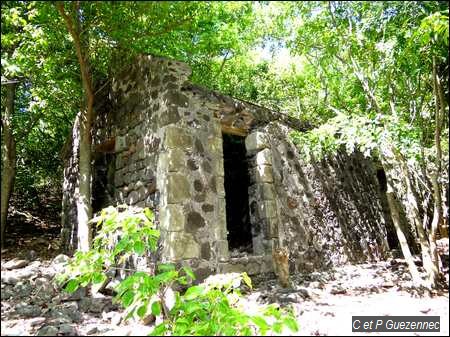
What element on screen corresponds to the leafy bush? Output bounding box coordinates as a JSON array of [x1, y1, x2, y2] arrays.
[[152, 272, 299, 336], [57, 205, 299, 336], [57, 205, 160, 294]]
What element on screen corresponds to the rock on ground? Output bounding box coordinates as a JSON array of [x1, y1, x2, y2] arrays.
[[1, 254, 449, 336]]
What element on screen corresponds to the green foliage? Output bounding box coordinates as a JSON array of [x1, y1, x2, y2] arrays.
[[1, 1, 80, 205], [151, 272, 298, 336], [90, 205, 159, 256], [57, 206, 299, 336], [291, 112, 383, 161], [2, 1, 266, 212], [57, 205, 159, 293], [285, 1, 448, 169]]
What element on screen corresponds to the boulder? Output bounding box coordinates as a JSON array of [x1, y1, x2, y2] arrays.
[[15, 302, 41, 317], [59, 324, 78, 336], [36, 326, 59, 336], [3, 258, 29, 270]]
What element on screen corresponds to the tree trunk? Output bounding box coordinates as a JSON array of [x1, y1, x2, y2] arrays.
[[393, 148, 439, 288], [432, 55, 447, 238], [382, 161, 423, 286], [427, 56, 446, 278], [76, 106, 93, 252], [57, 2, 95, 252], [1, 82, 17, 248]]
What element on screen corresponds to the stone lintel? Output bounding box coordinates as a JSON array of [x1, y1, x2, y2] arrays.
[[221, 124, 248, 137]]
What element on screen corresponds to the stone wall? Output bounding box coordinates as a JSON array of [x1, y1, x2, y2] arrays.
[[245, 123, 393, 273], [88, 55, 231, 278]]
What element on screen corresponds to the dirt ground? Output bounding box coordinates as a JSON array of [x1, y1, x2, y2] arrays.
[[252, 259, 449, 336], [2, 245, 448, 336], [1, 201, 448, 336]]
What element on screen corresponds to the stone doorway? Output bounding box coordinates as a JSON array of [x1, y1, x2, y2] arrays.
[[222, 133, 253, 254], [92, 152, 115, 214], [376, 167, 401, 250]]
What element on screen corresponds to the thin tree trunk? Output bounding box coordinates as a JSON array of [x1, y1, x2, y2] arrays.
[[350, 56, 383, 116], [216, 50, 230, 78], [384, 173, 423, 286], [1, 83, 17, 248], [57, 2, 94, 252], [77, 112, 93, 252], [393, 148, 439, 288], [432, 56, 448, 238], [428, 56, 445, 277]]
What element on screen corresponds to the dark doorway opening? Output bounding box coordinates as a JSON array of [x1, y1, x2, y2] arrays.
[[92, 153, 115, 214], [376, 168, 400, 250], [376, 168, 387, 193], [222, 133, 253, 253]]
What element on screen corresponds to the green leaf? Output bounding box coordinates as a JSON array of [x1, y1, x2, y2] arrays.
[[272, 322, 283, 334], [184, 285, 204, 300], [121, 290, 135, 308], [174, 317, 190, 326], [133, 241, 145, 255], [146, 228, 160, 238], [150, 323, 167, 336], [284, 317, 299, 332], [92, 272, 107, 284], [156, 270, 178, 284], [241, 272, 252, 289], [177, 276, 188, 285], [252, 315, 269, 335], [65, 279, 79, 293], [151, 301, 161, 316], [182, 266, 196, 281], [144, 208, 154, 222], [241, 326, 252, 336], [265, 304, 282, 319], [137, 301, 148, 318], [157, 263, 176, 272], [184, 301, 202, 314], [80, 276, 91, 288], [115, 275, 135, 296], [115, 236, 130, 253]]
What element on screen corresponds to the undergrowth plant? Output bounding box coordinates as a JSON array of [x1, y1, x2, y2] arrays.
[[57, 205, 299, 336]]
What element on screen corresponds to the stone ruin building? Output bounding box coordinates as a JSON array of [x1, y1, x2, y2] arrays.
[[62, 54, 399, 279]]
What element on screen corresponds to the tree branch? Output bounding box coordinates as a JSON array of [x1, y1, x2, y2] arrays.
[[55, 2, 93, 105]]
